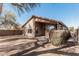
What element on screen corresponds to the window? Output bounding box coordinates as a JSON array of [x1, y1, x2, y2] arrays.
[[27, 24, 32, 33], [28, 29, 32, 33]]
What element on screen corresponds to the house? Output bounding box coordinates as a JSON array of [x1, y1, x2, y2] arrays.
[[22, 15, 68, 38]]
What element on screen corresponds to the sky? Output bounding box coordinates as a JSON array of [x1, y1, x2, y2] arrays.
[[3, 3, 79, 28]]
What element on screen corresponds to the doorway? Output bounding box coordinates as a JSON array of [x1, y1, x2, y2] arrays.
[[35, 22, 45, 37]]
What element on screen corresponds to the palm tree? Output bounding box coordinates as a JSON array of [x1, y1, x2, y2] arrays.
[[0, 3, 39, 15], [0, 11, 20, 30]]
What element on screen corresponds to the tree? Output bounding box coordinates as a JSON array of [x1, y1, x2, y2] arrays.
[[68, 27, 74, 32], [0, 3, 39, 15], [0, 11, 20, 30], [0, 3, 39, 29]]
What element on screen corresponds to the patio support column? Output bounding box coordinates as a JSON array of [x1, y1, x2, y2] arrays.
[[33, 19, 36, 38]]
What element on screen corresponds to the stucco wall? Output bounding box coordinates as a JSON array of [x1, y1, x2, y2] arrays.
[[24, 18, 35, 38]]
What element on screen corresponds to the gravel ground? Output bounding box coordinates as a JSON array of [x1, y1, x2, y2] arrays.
[[22, 43, 79, 56], [0, 35, 79, 56]]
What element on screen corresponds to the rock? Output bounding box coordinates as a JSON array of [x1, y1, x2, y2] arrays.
[[36, 36, 48, 46]]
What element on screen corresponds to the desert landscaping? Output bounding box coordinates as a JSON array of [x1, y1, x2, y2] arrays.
[[0, 15, 79, 56], [0, 3, 79, 56]]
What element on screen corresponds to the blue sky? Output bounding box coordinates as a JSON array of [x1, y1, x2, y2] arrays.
[[3, 3, 79, 28]]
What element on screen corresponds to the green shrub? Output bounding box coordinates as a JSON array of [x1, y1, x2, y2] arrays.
[[49, 30, 70, 46]]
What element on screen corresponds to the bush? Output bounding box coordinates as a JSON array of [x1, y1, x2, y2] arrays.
[[49, 30, 70, 46]]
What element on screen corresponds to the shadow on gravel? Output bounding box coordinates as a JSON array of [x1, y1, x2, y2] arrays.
[[11, 41, 78, 56]]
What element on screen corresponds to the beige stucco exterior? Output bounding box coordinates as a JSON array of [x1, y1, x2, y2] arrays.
[[24, 18, 35, 38]]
